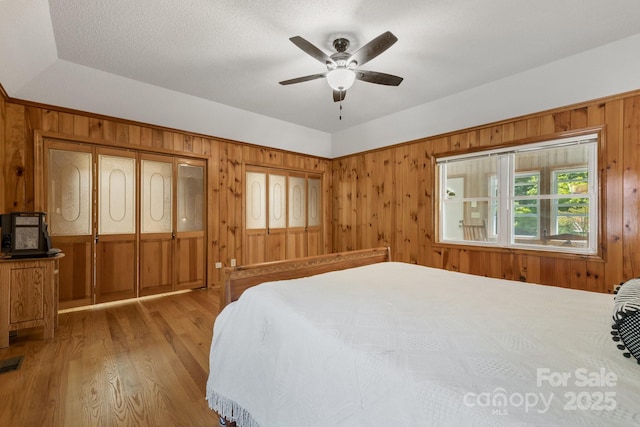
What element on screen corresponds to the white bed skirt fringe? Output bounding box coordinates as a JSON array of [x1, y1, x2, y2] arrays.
[[207, 389, 261, 427]]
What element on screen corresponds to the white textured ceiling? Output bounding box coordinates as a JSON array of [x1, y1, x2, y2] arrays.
[[3, 0, 640, 139], [43, 0, 640, 133]]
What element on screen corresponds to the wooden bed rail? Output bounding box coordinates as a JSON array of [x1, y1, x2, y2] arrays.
[[223, 247, 391, 306]]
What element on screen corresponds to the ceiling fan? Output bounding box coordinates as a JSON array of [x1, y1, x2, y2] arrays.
[[279, 31, 403, 103]]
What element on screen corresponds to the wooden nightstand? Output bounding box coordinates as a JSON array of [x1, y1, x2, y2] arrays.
[[0, 254, 63, 348]]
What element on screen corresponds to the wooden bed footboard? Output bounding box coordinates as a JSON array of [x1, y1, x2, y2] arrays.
[[223, 247, 391, 307]]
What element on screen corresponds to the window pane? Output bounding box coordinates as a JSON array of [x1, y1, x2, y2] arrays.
[[307, 178, 322, 227], [441, 157, 497, 243], [513, 200, 538, 237], [512, 172, 540, 238], [441, 199, 464, 241], [48, 149, 92, 236], [514, 174, 539, 196], [269, 174, 287, 229], [99, 155, 136, 235], [515, 144, 592, 196], [141, 160, 172, 234], [177, 164, 204, 232], [288, 176, 306, 228], [445, 156, 497, 198], [246, 172, 266, 230], [553, 168, 590, 235], [442, 200, 492, 241]]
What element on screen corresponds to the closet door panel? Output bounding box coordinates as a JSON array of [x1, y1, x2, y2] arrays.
[[246, 171, 267, 230], [175, 160, 206, 290], [286, 175, 306, 258], [244, 169, 325, 264], [141, 159, 172, 233], [45, 141, 93, 308], [307, 177, 322, 227], [245, 170, 267, 264], [306, 176, 323, 256], [95, 149, 137, 303], [176, 233, 204, 288], [98, 155, 136, 235], [288, 176, 306, 228], [140, 156, 174, 296], [96, 239, 136, 298], [140, 238, 173, 294], [269, 174, 286, 229], [266, 173, 286, 262]]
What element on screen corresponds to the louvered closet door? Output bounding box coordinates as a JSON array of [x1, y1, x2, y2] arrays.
[[139, 154, 174, 296], [95, 148, 138, 303], [45, 140, 94, 309]]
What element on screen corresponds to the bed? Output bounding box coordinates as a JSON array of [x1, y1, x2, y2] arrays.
[[206, 247, 640, 426]]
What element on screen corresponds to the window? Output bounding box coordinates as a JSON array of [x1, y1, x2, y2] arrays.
[[513, 172, 541, 238], [437, 133, 598, 254], [552, 168, 590, 236]]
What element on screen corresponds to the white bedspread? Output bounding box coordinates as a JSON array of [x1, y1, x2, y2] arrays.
[[207, 262, 640, 426]]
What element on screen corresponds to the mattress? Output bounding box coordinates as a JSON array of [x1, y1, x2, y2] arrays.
[[207, 262, 640, 426]]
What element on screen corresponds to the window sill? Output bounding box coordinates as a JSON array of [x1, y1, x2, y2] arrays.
[[434, 240, 604, 262]]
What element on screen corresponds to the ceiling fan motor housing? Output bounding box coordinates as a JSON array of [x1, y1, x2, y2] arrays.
[[333, 38, 350, 52], [330, 38, 352, 68]]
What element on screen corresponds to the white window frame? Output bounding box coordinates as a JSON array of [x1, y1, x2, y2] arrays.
[[437, 133, 599, 255], [511, 171, 541, 239], [488, 175, 498, 238]]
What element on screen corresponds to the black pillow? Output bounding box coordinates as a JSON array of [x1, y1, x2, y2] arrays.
[[612, 278, 640, 364]]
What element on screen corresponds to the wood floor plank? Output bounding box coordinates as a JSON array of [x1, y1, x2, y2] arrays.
[[0, 289, 221, 426]]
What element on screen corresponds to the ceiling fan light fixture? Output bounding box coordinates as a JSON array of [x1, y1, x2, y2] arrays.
[[326, 68, 356, 91]]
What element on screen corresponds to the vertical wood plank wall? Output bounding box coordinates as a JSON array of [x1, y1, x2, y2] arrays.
[[0, 94, 5, 213], [0, 100, 332, 289], [331, 93, 640, 294], [2, 90, 640, 294]]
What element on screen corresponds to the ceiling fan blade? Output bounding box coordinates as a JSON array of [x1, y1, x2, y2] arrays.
[[289, 36, 335, 66], [348, 31, 398, 67], [279, 73, 327, 85], [356, 70, 403, 86], [333, 90, 346, 102]]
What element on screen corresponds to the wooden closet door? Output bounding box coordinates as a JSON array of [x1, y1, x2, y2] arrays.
[[245, 168, 267, 264], [243, 168, 288, 264], [45, 140, 94, 309], [175, 159, 206, 290], [139, 154, 174, 296], [244, 169, 324, 264], [286, 173, 306, 259], [266, 172, 287, 262], [95, 148, 138, 303], [306, 175, 323, 257]]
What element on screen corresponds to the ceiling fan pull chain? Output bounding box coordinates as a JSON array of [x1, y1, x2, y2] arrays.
[[339, 90, 343, 120]]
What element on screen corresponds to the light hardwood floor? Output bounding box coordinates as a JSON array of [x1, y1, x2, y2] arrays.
[[0, 288, 222, 426]]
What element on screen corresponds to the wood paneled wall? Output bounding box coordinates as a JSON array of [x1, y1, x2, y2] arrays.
[[3, 89, 640, 294], [0, 94, 5, 212], [0, 100, 331, 289], [331, 92, 640, 293]]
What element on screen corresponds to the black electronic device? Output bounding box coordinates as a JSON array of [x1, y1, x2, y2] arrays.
[[0, 212, 58, 258]]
